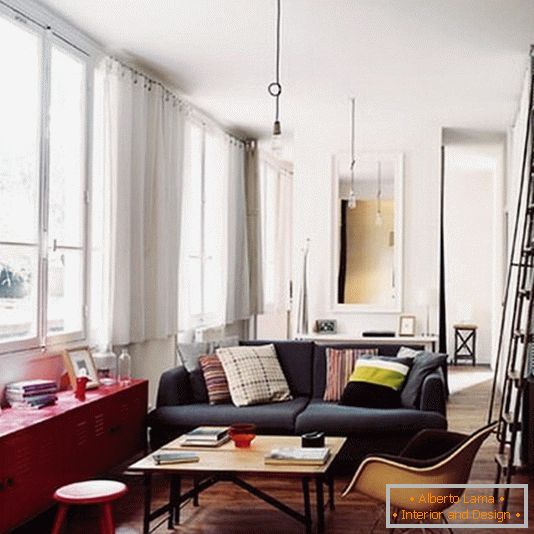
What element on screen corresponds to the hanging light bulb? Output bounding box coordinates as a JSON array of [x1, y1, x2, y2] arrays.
[[375, 160, 383, 226], [348, 97, 357, 209], [268, 0, 283, 155]]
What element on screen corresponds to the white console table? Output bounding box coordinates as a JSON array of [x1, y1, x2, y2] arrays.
[[296, 334, 438, 353]]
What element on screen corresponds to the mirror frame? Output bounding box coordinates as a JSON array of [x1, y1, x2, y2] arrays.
[[330, 151, 404, 314]]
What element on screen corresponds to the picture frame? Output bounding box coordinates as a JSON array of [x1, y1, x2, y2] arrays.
[[315, 319, 337, 334], [398, 315, 416, 337], [63, 347, 100, 390]]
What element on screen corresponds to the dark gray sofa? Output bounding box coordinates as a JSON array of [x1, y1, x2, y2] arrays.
[[148, 340, 447, 465]]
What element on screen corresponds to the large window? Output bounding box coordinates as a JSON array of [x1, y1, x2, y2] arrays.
[[179, 121, 227, 329], [0, 8, 91, 352], [259, 157, 292, 313]]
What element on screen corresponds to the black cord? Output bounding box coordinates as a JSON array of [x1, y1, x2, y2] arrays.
[[268, 0, 282, 126]]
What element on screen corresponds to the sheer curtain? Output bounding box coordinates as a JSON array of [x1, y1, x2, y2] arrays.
[[226, 139, 251, 323], [95, 58, 184, 346]]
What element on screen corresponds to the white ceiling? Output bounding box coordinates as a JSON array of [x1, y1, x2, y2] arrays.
[[37, 0, 534, 140]]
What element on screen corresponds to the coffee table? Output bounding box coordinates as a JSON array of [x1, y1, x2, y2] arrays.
[[129, 434, 346, 534]]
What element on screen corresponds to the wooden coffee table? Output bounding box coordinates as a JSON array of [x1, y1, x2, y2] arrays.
[[129, 434, 346, 534]]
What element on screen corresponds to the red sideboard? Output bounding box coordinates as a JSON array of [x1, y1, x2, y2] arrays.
[[0, 379, 148, 532]]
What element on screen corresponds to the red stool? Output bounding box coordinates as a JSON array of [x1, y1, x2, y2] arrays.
[[51, 480, 127, 534]]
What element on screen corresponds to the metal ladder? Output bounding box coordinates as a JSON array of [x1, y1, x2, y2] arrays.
[[488, 51, 534, 511]]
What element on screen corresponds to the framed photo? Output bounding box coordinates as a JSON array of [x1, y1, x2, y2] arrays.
[[63, 347, 99, 390], [315, 319, 337, 334], [398, 315, 416, 337]]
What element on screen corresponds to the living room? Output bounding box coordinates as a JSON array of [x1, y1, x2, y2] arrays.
[[1, 0, 533, 532]]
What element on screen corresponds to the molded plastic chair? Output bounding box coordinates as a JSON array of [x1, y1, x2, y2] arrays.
[[51, 479, 127, 534], [342, 422, 497, 531]]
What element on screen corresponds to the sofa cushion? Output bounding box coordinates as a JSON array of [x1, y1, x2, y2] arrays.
[[323, 347, 378, 401], [188, 369, 209, 403], [178, 342, 210, 372], [149, 397, 309, 432], [240, 341, 314, 397], [401, 352, 448, 408], [217, 344, 292, 406], [199, 355, 231, 405], [295, 399, 447, 436], [340, 381, 401, 409], [312, 343, 425, 398]]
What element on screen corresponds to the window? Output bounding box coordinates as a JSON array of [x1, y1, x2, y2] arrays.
[[179, 121, 227, 328], [0, 8, 91, 352], [259, 157, 292, 313]]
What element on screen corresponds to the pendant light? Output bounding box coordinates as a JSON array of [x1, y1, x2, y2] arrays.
[[268, 0, 283, 154], [348, 97, 357, 209], [375, 160, 383, 226]]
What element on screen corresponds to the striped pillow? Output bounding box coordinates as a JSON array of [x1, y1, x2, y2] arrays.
[[349, 357, 410, 391], [323, 348, 378, 401], [198, 355, 231, 405]]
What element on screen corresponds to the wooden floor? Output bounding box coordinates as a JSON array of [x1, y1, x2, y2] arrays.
[[15, 367, 533, 533]]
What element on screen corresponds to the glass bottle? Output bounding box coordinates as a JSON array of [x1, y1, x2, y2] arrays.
[[118, 347, 132, 386]]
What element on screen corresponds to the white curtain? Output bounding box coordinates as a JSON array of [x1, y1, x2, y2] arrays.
[[225, 139, 251, 323], [96, 58, 184, 346]]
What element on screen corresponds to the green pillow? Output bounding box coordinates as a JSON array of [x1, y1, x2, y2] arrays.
[[349, 356, 411, 391]]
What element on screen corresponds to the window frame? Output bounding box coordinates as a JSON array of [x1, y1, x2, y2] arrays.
[[180, 119, 226, 330], [0, 2, 95, 354]]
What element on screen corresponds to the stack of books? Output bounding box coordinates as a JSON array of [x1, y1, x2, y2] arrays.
[[179, 426, 230, 448], [265, 447, 331, 466], [6, 379, 58, 409]]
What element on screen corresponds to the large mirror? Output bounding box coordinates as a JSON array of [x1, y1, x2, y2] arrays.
[[332, 152, 403, 313]]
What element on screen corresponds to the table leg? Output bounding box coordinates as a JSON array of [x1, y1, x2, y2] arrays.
[[327, 474, 335, 510], [302, 477, 312, 534], [193, 476, 199, 506], [315, 476, 325, 533], [143, 473, 152, 534]]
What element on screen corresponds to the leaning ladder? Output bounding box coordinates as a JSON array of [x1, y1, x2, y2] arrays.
[[488, 51, 534, 511]]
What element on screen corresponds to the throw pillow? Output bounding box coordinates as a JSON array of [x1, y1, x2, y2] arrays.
[[400, 351, 448, 408], [216, 344, 292, 406], [199, 355, 231, 405], [177, 342, 210, 372], [397, 346, 422, 359], [339, 356, 411, 409], [323, 347, 378, 402]]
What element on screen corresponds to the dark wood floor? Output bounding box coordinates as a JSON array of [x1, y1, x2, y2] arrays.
[[15, 367, 533, 533]]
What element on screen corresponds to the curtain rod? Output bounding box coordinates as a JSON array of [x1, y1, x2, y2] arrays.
[[109, 57, 247, 145]]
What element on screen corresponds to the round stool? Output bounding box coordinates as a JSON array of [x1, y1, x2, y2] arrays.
[[51, 480, 127, 534]]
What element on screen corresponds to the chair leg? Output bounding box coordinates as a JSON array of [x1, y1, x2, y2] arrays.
[[99, 503, 115, 534], [51, 504, 68, 534]]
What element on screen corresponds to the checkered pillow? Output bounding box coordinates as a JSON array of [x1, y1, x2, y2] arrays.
[[216, 344, 292, 406]]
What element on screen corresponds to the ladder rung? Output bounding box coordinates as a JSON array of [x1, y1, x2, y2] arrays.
[[501, 413, 521, 431], [503, 412, 514, 424], [513, 329, 526, 341], [507, 369, 523, 383], [518, 288, 531, 299], [522, 246, 534, 255], [528, 203, 534, 214], [495, 452, 511, 470]]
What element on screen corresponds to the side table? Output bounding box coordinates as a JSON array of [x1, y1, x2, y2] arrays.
[[453, 324, 477, 365]]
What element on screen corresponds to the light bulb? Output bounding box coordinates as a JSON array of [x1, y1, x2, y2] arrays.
[[348, 190, 357, 209], [375, 210, 383, 226], [272, 120, 282, 155]]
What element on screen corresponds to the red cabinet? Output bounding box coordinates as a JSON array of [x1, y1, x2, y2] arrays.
[[0, 380, 147, 533]]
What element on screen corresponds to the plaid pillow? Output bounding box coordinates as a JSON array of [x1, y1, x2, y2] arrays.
[[199, 355, 231, 405], [323, 347, 378, 401], [216, 344, 292, 406]]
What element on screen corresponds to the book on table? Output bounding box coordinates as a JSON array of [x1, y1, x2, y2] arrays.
[[165, 426, 230, 448], [264, 447, 331, 466], [152, 451, 199, 465]]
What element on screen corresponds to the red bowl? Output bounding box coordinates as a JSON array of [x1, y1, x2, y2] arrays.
[[228, 423, 256, 448]]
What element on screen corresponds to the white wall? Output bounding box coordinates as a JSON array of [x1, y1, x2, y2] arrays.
[[291, 110, 442, 339], [443, 144, 503, 365]]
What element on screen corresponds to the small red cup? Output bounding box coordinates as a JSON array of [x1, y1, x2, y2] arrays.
[[228, 423, 256, 448]]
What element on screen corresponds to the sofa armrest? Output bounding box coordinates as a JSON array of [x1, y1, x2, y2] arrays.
[[156, 366, 192, 407], [419, 370, 446, 416]]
